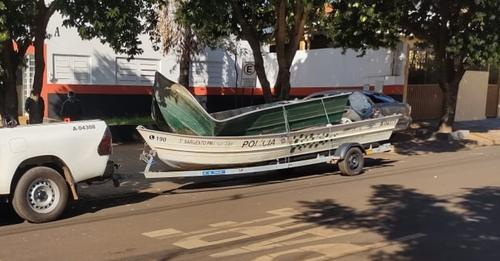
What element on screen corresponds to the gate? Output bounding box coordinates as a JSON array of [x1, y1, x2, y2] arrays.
[[407, 84, 443, 120], [486, 84, 499, 118]]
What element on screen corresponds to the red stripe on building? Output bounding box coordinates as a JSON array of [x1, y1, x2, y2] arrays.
[[44, 84, 404, 96], [45, 84, 153, 95], [383, 85, 404, 95], [189, 85, 404, 96]]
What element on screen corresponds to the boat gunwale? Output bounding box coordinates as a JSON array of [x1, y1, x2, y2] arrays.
[[137, 114, 401, 141]]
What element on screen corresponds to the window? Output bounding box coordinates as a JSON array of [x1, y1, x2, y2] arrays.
[[116, 57, 160, 85], [21, 55, 35, 112], [53, 54, 91, 84]]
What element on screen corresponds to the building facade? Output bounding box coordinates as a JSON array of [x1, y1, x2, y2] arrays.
[[19, 12, 406, 120]]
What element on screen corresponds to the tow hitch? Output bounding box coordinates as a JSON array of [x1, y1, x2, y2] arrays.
[[86, 161, 121, 187]]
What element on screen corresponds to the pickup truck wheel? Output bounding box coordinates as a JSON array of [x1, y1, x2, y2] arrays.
[[12, 167, 69, 223], [338, 147, 364, 176]]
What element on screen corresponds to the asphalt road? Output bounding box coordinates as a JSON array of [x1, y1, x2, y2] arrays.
[[1, 145, 500, 261]]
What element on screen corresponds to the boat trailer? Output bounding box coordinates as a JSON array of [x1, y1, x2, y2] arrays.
[[140, 142, 393, 179]]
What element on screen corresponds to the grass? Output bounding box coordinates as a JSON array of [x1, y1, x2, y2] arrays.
[[104, 116, 154, 126]]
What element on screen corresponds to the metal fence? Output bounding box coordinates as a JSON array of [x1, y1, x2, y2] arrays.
[[407, 84, 443, 120], [486, 84, 499, 118], [407, 84, 499, 120]]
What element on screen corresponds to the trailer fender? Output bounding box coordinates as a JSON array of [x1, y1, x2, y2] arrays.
[[334, 143, 365, 160]]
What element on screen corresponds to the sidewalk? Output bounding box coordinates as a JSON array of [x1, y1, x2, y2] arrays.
[[454, 118, 500, 145]]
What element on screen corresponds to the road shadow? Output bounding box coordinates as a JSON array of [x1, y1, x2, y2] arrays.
[[295, 185, 500, 260], [62, 192, 158, 220], [390, 125, 477, 156], [0, 203, 24, 226], [392, 138, 477, 156], [0, 191, 158, 226]]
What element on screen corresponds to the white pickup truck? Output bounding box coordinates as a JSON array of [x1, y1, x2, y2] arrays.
[[0, 120, 115, 223]]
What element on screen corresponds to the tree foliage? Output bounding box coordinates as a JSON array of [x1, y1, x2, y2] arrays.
[[178, 0, 329, 102], [153, 0, 205, 87], [0, 1, 7, 42], [0, 0, 159, 119], [60, 0, 159, 57], [0, 0, 37, 118], [326, 0, 500, 130]]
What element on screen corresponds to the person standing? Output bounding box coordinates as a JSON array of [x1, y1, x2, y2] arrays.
[[24, 91, 45, 124], [60, 91, 83, 121]]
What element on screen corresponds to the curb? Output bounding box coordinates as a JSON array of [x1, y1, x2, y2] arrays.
[[467, 132, 500, 146]]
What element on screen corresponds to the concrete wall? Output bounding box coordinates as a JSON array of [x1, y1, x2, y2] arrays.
[[262, 47, 405, 88], [455, 71, 489, 122]]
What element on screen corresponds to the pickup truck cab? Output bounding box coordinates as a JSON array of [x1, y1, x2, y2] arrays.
[[0, 120, 114, 223]]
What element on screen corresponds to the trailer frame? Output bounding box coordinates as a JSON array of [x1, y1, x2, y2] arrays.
[[140, 142, 393, 179]]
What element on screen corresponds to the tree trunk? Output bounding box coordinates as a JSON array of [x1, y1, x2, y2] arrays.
[[274, 0, 307, 100], [178, 29, 191, 88], [1, 41, 22, 120], [230, 0, 273, 103], [31, 1, 56, 118], [437, 56, 465, 132], [179, 54, 190, 88], [33, 30, 46, 96], [250, 42, 273, 103], [274, 0, 288, 100]]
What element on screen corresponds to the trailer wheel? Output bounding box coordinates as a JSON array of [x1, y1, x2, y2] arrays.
[[12, 167, 69, 223], [338, 147, 364, 176]]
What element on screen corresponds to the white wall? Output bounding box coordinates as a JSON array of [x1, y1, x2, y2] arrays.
[[46, 13, 179, 85], [45, 12, 405, 89]]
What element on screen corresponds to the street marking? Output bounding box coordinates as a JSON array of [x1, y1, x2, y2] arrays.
[[142, 228, 182, 239], [266, 208, 301, 216], [142, 208, 299, 240], [173, 218, 310, 249], [141, 208, 426, 260], [252, 233, 426, 261], [209, 221, 239, 227], [211, 227, 363, 258]]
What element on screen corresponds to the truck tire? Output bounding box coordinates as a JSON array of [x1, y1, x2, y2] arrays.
[[12, 167, 69, 223], [338, 147, 364, 176]]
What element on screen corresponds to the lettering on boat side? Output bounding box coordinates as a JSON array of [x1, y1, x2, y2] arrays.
[[149, 135, 168, 142], [150, 135, 167, 142], [380, 119, 397, 126], [242, 139, 276, 148], [178, 138, 234, 146], [202, 169, 226, 176]]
